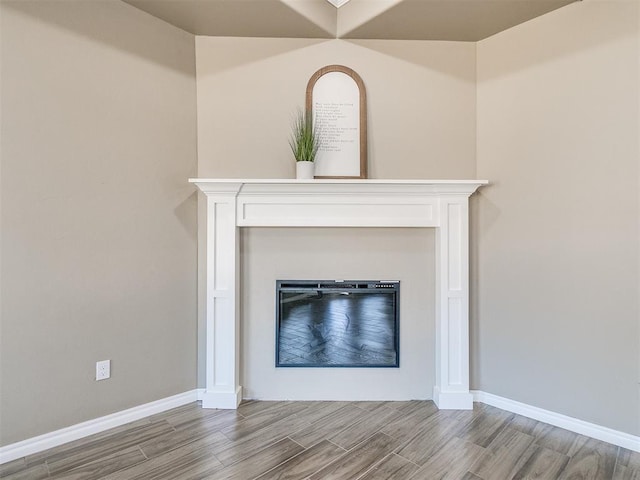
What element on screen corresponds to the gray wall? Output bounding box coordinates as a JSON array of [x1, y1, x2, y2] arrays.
[[474, 0, 640, 436], [0, 1, 197, 445], [195, 37, 477, 180]]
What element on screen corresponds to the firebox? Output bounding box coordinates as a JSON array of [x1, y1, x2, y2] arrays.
[[276, 280, 400, 368]]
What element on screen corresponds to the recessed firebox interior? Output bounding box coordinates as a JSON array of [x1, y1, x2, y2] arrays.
[[276, 280, 400, 368], [240, 227, 432, 401]]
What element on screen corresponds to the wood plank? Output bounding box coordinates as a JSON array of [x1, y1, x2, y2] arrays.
[[328, 405, 404, 450], [558, 437, 618, 480], [454, 404, 514, 448], [507, 413, 542, 436], [214, 411, 311, 466], [0, 458, 29, 478], [290, 404, 368, 448], [566, 434, 592, 458], [99, 431, 227, 480], [395, 411, 467, 465], [469, 427, 536, 479], [133, 448, 225, 480], [389, 400, 432, 413], [148, 402, 231, 429], [380, 401, 439, 440], [460, 473, 483, 480], [255, 440, 345, 480], [289, 401, 350, 425], [138, 416, 228, 458], [50, 446, 146, 480], [531, 423, 582, 456], [512, 446, 570, 480], [0, 463, 49, 480], [172, 408, 243, 431], [407, 435, 485, 480], [358, 453, 420, 480], [445, 407, 477, 427], [308, 432, 398, 480], [237, 400, 289, 418], [351, 401, 394, 411], [615, 448, 640, 480], [175, 408, 244, 433], [205, 438, 304, 480], [46, 422, 174, 475], [220, 401, 308, 441], [614, 464, 640, 480], [24, 417, 154, 465], [148, 402, 198, 423], [618, 448, 640, 470]]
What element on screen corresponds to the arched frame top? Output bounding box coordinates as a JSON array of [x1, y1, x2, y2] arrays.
[[306, 65, 368, 179]]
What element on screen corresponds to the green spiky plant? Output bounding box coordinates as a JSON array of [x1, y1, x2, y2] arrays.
[[289, 109, 319, 162]]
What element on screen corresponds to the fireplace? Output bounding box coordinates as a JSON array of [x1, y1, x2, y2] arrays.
[[276, 280, 400, 368], [191, 179, 487, 410]]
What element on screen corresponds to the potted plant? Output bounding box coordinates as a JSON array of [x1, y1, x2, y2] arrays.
[[289, 108, 319, 179]]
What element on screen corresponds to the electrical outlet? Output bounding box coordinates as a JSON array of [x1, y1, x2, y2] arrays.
[[96, 360, 110, 381]]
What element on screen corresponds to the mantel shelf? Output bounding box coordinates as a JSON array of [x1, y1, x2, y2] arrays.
[[189, 178, 488, 196], [189, 178, 488, 184]]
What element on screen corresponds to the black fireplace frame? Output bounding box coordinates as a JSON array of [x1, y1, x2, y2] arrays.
[[275, 280, 400, 368]]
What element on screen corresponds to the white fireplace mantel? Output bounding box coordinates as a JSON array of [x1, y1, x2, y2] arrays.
[[191, 178, 488, 410]]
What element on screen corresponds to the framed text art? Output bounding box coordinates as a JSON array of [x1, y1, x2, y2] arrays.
[[306, 65, 368, 179]]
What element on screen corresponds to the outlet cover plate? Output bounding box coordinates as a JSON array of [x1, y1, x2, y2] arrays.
[[96, 360, 110, 381]]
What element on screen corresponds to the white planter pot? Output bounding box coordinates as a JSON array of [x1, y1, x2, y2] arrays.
[[296, 161, 315, 180]]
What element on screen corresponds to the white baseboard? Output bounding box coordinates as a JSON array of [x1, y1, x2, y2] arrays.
[[433, 387, 474, 410], [0, 390, 200, 465], [196, 388, 205, 401], [3, 389, 637, 465], [201, 386, 242, 409], [472, 390, 640, 453]]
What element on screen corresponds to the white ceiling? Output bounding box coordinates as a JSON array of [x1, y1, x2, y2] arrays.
[[124, 0, 579, 41]]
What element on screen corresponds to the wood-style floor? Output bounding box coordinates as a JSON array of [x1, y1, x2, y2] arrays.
[[1, 400, 637, 480]]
